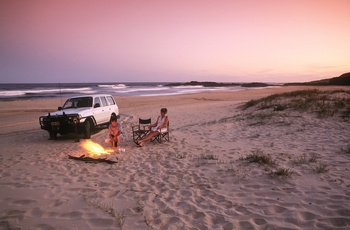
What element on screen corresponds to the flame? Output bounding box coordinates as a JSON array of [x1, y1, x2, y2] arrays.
[[80, 140, 113, 157]]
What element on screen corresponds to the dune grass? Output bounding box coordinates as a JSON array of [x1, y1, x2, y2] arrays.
[[270, 168, 293, 178], [240, 89, 350, 119], [199, 154, 219, 160], [241, 150, 295, 179], [341, 145, 350, 154], [292, 154, 317, 165], [314, 163, 329, 173], [242, 150, 275, 166]]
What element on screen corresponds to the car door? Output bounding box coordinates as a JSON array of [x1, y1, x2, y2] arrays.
[[99, 96, 110, 123], [106, 95, 119, 116], [92, 97, 105, 124]]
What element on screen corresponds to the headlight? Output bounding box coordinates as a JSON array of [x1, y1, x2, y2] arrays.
[[67, 115, 80, 124], [39, 117, 49, 126]]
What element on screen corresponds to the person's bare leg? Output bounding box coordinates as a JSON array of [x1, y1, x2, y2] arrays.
[[138, 132, 159, 146], [116, 136, 121, 147]]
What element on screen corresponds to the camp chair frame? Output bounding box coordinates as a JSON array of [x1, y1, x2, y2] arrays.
[[152, 121, 170, 143], [132, 118, 151, 144]]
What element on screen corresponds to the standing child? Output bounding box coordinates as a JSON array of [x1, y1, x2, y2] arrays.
[[105, 116, 122, 148]]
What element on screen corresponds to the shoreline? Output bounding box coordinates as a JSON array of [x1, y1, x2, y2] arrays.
[[1, 85, 348, 112], [0, 86, 318, 135], [0, 85, 349, 137]]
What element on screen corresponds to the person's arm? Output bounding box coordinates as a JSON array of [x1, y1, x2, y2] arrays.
[[108, 125, 114, 138], [115, 123, 121, 136], [149, 116, 159, 128], [159, 116, 169, 130]]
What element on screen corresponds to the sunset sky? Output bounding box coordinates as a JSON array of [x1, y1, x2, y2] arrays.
[[1, 0, 349, 83]]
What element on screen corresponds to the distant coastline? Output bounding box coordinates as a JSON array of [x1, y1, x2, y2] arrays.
[[166, 72, 350, 88], [165, 81, 275, 88], [283, 72, 350, 86]]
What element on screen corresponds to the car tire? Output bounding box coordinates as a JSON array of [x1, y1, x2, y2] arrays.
[[83, 119, 92, 139]]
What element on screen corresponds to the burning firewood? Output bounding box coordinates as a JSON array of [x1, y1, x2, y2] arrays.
[[67, 154, 118, 164], [68, 140, 118, 164]]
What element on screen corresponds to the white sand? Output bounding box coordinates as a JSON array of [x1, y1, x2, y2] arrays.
[[0, 86, 349, 229]]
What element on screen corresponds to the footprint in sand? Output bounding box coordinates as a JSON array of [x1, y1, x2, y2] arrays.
[[49, 199, 67, 207], [58, 211, 83, 219], [11, 199, 37, 206], [264, 204, 288, 215], [28, 207, 44, 218]]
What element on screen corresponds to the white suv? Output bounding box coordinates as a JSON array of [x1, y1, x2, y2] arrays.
[[39, 94, 119, 140]]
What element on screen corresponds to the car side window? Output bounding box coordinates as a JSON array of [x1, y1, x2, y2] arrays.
[[100, 96, 108, 107], [106, 96, 115, 105], [94, 97, 101, 107], [77, 97, 92, 107], [63, 99, 74, 108]]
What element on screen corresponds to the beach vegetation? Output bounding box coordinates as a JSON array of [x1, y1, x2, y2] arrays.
[[314, 163, 329, 173], [270, 168, 293, 178], [116, 211, 126, 229], [342, 106, 350, 120], [245, 112, 275, 126], [250, 132, 260, 138], [296, 127, 305, 132], [199, 154, 218, 160], [292, 154, 317, 165], [195, 154, 219, 167], [292, 155, 308, 164], [143, 214, 153, 229], [175, 153, 187, 159], [133, 199, 144, 213], [226, 166, 236, 173], [239, 89, 350, 120], [248, 112, 274, 121], [243, 150, 275, 166], [273, 104, 286, 111], [308, 154, 317, 163], [341, 145, 350, 154]]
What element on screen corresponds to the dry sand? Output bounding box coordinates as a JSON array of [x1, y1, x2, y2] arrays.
[[0, 86, 349, 229]]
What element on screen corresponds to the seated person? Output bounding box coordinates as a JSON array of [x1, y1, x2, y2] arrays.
[[105, 116, 122, 147], [137, 108, 168, 147]]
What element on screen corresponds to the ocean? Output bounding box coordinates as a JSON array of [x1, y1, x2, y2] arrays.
[[0, 82, 271, 101]]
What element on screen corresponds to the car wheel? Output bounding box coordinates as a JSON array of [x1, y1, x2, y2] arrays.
[[83, 120, 92, 139]]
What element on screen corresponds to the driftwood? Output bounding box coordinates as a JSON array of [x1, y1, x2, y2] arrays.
[[68, 154, 118, 164]]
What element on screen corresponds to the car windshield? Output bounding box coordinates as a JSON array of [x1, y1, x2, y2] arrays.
[[62, 97, 93, 109]]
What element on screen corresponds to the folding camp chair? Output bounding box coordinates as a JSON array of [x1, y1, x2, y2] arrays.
[[152, 121, 170, 143], [132, 118, 151, 144]]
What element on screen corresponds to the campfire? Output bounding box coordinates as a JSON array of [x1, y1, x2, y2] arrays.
[[80, 140, 113, 157], [68, 140, 117, 164]]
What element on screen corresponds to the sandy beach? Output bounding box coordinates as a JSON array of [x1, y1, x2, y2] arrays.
[[0, 85, 349, 229]]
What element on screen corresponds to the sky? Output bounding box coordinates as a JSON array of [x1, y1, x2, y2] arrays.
[[0, 0, 349, 83]]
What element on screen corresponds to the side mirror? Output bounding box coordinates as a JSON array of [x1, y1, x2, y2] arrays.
[[94, 103, 101, 108], [58, 107, 62, 110]]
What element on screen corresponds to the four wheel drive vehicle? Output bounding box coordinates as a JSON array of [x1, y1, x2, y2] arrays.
[[39, 95, 120, 139]]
